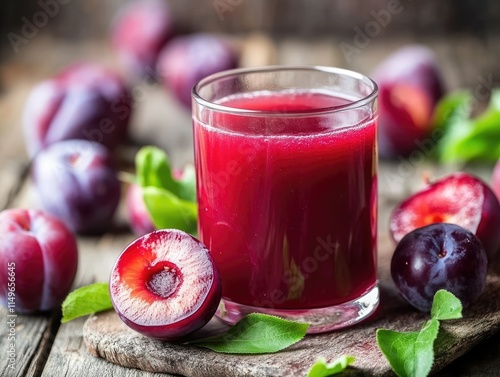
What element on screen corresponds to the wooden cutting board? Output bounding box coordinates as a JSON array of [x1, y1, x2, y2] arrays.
[[83, 235, 500, 376]]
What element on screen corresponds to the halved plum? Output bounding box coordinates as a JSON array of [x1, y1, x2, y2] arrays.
[[109, 229, 222, 340], [390, 172, 500, 260]]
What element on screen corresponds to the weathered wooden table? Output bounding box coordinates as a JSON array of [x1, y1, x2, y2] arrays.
[[1, 35, 500, 376]]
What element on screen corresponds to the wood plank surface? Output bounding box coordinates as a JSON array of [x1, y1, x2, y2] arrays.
[[42, 317, 173, 377], [0, 307, 56, 377]]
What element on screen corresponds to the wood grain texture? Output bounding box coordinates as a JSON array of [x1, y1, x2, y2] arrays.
[[42, 317, 174, 377], [0, 308, 54, 377]]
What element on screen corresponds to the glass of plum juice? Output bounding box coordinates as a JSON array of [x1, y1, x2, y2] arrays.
[[192, 66, 378, 333]]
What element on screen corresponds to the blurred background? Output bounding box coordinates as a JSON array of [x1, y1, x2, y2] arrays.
[[1, 0, 499, 166]]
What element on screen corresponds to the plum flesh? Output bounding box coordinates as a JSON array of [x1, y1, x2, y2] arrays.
[[391, 223, 487, 312]]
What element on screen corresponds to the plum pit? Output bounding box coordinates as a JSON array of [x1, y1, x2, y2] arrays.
[[146, 262, 182, 299]]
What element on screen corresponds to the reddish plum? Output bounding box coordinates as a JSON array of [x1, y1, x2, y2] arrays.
[[157, 33, 238, 108], [126, 183, 155, 236], [371, 45, 445, 158], [111, 0, 174, 78], [110, 229, 222, 340], [23, 62, 131, 157], [390, 172, 500, 260], [391, 223, 487, 312], [32, 140, 121, 234], [0, 209, 78, 313]]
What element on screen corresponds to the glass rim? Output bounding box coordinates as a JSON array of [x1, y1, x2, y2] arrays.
[[192, 65, 378, 116]]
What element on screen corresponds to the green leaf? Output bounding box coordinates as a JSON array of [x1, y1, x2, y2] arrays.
[[377, 320, 438, 377], [61, 283, 112, 323], [490, 89, 500, 110], [136, 146, 179, 193], [433, 91, 473, 162], [188, 313, 309, 354], [436, 89, 500, 162], [377, 329, 419, 377], [307, 355, 356, 377], [377, 290, 464, 377], [414, 319, 440, 375], [142, 186, 197, 234], [433, 90, 472, 132], [431, 290, 463, 321], [176, 164, 197, 203]]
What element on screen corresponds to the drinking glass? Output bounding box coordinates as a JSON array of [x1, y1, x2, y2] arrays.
[[192, 66, 378, 333]]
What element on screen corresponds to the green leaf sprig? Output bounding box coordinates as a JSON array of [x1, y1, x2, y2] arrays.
[[61, 283, 113, 323], [376, 290, 463, 377], [307, 355, 356, 377], [187, 313, 308, 354], [435, 89, 500, 162], [135, 146, 197, 235]]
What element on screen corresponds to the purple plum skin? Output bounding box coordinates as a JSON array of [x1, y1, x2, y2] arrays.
[[111, 0, 174, 78], [23, 62, 131, 157], [157, 33, 238, 108], [32, 140, 121, 234], [0, 209, 78, 314], [391, 223, 487, 312]]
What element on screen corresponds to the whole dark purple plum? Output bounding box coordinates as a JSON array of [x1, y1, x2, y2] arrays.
[[391, 223, 487, 312], [23, 62, 131, 157], [157, 33, 238, 108], [32, 140, 121, 234]]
